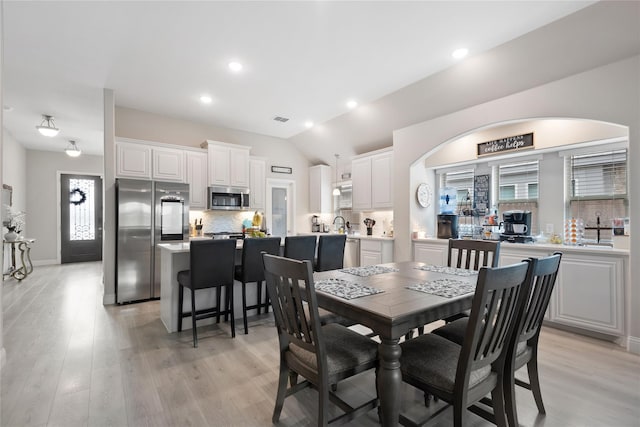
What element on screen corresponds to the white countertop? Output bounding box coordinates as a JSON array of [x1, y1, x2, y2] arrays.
[[412, 237, 629, 256], [299, 232, 394, 241]]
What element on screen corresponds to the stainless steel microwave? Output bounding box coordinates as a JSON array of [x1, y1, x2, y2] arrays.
[[208, 186, 250, 210]]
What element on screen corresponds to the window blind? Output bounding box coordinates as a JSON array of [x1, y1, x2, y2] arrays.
[[498, 160, 539, 201], [570, 149, 627, 199]]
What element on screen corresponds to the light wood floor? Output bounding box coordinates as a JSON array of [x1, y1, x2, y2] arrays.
[[2, 261, 639, 426]]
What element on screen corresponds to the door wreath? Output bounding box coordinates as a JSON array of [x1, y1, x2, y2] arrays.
[[70, 188, 87, 205]]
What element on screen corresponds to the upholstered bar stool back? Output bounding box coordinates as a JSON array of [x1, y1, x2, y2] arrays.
[[283, 235, 317, 262], [235, 236, 281, 334], [315, 234, 347, 272], [177, 239, 237, 347]]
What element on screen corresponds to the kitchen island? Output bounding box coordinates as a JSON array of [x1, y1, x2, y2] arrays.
[[158, 241, 242, 333], [413, 237, 631, 349]]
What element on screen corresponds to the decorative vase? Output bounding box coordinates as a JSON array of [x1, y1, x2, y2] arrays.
[[4, 230, 18, 242]]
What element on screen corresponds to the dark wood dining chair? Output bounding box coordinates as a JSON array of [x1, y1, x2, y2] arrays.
[[315, 234, 347, 272], [433, 252, 562, 427], [283, 235, 317, 262], [399, 261, 531, 427], [177, 239, 237, 347], [235, 236, 281, 334], [262, 253, 379, 426]]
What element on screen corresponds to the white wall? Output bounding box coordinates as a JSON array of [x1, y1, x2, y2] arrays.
[[2, 129, 27, 226], [25, 150, 103, 263], [393, 55, 640, 350]]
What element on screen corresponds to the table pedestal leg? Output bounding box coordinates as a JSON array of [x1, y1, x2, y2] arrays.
[[377, 338, 402, 427]]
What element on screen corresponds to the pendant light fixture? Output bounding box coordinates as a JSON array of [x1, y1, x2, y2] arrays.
[[65, 140, 81, 157], [332, 154, 341, 196], [36, 114, 60, 137]]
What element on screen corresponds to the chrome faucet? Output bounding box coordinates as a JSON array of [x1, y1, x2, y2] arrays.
[[332, 216, 346, 233]]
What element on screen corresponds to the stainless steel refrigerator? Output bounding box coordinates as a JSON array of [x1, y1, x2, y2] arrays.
[[116, 179, 189, 303]]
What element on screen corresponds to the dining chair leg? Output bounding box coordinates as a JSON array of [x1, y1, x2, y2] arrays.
[[191, 288, 198, 348], [223, 285, 230, 322], [242, 281, 249, 334], [491, 380, 509, 427], [527, 353, 546, 414], [272, 361, 289, 423], [177, 285, 184, 332], [262, 281, 269, 313], [504, 360, 519, 427], [319, 382, 329, 427]]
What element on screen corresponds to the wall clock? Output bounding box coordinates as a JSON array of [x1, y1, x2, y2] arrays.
[[416, 183, 432, 208]]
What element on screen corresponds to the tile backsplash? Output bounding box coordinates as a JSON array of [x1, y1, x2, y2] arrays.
[[189, 210, 255, 234]]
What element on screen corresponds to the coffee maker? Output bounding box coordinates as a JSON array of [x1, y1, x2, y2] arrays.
[[500, 210, 533, 243]]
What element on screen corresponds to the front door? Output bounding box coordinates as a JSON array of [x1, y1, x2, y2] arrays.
[[61, 174, 103, 263]]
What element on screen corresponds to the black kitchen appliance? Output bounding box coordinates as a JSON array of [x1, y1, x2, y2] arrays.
[[499, 210, 533, 243], [437, 214, 458, 239], [311, 215, 320, 232]]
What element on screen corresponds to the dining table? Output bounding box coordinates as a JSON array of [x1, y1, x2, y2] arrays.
[[313, 261, 478, 427]]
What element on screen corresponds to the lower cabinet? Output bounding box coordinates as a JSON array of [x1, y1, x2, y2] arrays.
[[413, 241, 447, 265], [550, 254, 625, 336], [360, 239, 394, 267], [499, 246, 626, 337]]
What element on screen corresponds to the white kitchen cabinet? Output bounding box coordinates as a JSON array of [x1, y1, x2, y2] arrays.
[[360, 239, 394, 267], [351, 148, 393, 211], [186, 151, 208, 209], [116, 141, 152, 179], [152, 146, 185, 182], [202, 140, 250, 188], [249, 158, 266, 209], [309, 164, 332, 214], [498, 244, 626, 336], [413, 241, 447, 265], [551, 254, 625, 336]]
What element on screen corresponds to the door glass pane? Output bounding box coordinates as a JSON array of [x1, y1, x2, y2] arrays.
[[271, 187, 287, 238], [69, 178, 95, 241]]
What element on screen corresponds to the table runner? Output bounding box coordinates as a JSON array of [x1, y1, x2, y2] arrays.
[[340, 265, 399, 277], [407, 278, 476, 298], [315, 278, 384, 300]]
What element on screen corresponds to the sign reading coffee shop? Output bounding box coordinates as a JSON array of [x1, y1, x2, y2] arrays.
[[477, 133, 534, 157]]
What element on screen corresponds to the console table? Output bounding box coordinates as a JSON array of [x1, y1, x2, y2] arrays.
[[3, 238, 35, 281]]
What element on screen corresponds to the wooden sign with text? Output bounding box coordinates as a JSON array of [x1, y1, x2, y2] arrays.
[[477, 133, 534, 157]]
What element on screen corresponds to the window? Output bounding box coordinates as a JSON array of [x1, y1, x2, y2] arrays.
[[440, 169, 474, 213], [498, 160, 539, 234], [568, 149, 628, 244]]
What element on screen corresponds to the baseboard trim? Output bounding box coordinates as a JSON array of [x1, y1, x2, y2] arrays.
[[33, 259, 59, 266], [627, 336, 640, 354], [103, 293, 116, 305]]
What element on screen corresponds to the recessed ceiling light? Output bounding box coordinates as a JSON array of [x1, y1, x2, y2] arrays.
[[200, 95, 212, 104], [346, 100, 358, 109], [305, 121, 314, 129], [228, 61, 243, 72], [452, 48, 469, 59]]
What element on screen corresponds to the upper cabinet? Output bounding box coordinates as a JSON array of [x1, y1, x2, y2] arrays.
[[116, 140, 184, 182], [249, 157, 266, 209], [202, 140, 250, 188], [116, 141, 152, 180], [152, 146, 185, 182], [186, 151, 208, 209], [309, 164, 332, 214], [352, 148, 393, 211]]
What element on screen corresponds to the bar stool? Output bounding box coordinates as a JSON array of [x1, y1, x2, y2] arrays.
[[177, 239, 237, 347], [315, 234, 347, 272], [283, 235, 316, 262], [235, 236, 281, 334]]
